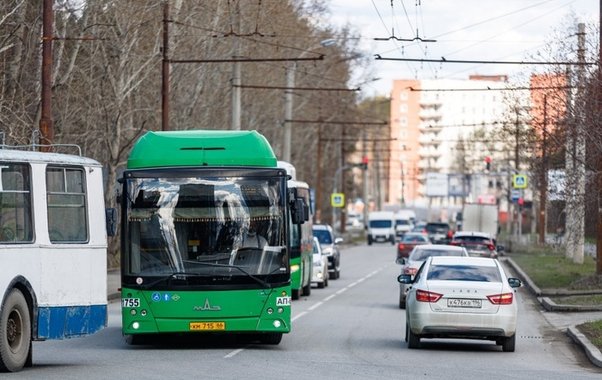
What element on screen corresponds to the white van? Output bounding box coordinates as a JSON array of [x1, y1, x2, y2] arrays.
[[367, 211, 396, 245]]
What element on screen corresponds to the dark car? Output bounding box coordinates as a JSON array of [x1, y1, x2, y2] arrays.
[[425, 222, 453, 244], [312, 224, 342, 279], [450, 231, 498, 258], [396, 232, 429, 261]]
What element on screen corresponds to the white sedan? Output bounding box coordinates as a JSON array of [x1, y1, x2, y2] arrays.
[[311, 237, 329, 288], [398, 256, 522, 352]]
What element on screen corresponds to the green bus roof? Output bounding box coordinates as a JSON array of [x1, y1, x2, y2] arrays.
[[127, 130, 277, 169]]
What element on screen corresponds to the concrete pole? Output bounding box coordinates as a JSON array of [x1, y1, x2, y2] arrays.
[[230, 2, 241, 130], [40, 0, 54, 150], [282, 63, 295, 162]]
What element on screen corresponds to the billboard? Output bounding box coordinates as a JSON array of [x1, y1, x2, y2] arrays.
[[426, 173, 448, 197]]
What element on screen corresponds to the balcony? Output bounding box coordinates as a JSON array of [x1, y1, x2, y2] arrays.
[[419, 123, 443, 131]]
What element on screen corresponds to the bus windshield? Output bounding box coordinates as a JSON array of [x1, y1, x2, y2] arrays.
[[124, 176, 288, 284]]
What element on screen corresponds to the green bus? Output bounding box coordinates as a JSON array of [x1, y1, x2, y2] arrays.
[[119, 130, 305, 345], [277, 161, 313, 300]]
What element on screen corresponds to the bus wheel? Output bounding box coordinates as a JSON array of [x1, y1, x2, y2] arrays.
[[291, 289, 300, 300], [302, 282, 311, 297], [260, 333, 282, 345], [0, 289, 31, 372]]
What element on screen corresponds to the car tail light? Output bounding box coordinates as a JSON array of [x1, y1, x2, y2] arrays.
[[487, 243, 495, 251], [487, 292, 513, 305], [398, 243, 405, 250], [449, 241, 459, 246], [416, 289, 443, 303], [446, 230, 453, 239], [404, 267, 417, 276]]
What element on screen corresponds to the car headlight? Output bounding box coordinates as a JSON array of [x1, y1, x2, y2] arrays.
[[322, 247, 333, 255]]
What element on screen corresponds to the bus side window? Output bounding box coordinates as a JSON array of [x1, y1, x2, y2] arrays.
[[46, 166, 88, 243], [0, 163, 33, 243]]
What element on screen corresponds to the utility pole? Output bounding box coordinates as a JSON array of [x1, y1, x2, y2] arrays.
[[538, 95, 548, 244], [40, 0, 54, 150], [315, 125, 323, 223], [161, 1, 170, 131], [230, 1, 241, 130], [597, 0, 602, 274], [565, 23, 586, 264]]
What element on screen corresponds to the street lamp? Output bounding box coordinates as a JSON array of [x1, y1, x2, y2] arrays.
[[282, 39, 336, 162]]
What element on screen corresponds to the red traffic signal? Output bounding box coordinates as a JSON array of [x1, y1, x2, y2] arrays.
[[485, 156, 491, 171]]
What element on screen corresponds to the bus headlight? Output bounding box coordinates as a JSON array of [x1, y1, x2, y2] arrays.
[[277, 307, 284, 314], [132, 322, 140, 330], [273, 320, 282, 328], [130, 309, 137, 316], [290, 264, 300, 273]]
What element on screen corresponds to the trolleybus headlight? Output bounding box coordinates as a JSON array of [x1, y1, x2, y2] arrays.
[[132, 322, 140, 330], [267, 308, 274, 315], [273, 320, 282, 328]]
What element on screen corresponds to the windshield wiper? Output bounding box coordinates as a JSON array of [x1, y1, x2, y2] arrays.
[[139, 272, 194, 289], [185, 261, 271, 289]]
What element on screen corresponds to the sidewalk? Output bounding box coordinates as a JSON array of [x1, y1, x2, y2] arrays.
[[504, 258, 602, 367]]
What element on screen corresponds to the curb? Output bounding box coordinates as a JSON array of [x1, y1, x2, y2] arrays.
[[568, 326, 602, 368], [504, 257, 602, 368]]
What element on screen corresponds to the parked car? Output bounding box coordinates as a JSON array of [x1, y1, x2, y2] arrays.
[[451, 231, 499, 258], [397, 244, 469, 309], [311, 237, 329, 288], [312, 224, 342, 279], [396, 232, 430, 261], [425, 222, 453, 244], [398, 256, 522, 352]]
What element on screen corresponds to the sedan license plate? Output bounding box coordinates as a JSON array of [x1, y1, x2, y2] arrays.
[[447, 298, 482, 308], [189, 321, 226, 331]]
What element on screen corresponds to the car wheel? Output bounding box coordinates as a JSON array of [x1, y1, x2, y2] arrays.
[[324, 276, 329, 287], [335, 268, 340, 279], [368, 237, 372, 245], [317, 280, 325, 289], [398, 292, 406, 309], [502, 334, 516, 352], [407, 323, 420, 349], [0, 288, 31, 372], [390, 236, 395, 245]]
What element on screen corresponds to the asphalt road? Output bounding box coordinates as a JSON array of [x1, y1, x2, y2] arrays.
[[12, 244, 602, 379]]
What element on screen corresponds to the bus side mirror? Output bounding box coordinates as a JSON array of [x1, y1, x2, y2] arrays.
[[291, 199, 306, 224], [106, 208, 117, 237]]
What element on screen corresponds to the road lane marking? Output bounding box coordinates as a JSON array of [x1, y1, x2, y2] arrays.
[[308, 301, 324, 311], [292, 311, 308, 321], [225, 348, 245, 358], [324, 294, 336, 301]]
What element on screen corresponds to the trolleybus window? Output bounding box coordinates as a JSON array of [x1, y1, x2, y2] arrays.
[[46, 167, 88, 242], [0, 162, 33, 242]]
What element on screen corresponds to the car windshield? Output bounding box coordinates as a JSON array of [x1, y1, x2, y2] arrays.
[[427, 264, 501, 282], [402, 234, 428, 243], [396, 220, 410, 226], [410, 248, 464, 262], [369, 220, 392, 228], [313, 229, 332, 244]]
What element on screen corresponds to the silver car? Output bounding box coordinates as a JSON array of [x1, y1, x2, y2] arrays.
[[397, 244, 469, 309]]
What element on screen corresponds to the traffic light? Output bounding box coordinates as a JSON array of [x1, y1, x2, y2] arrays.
[[361, 156, 369, 170], [485, 156, 491, 171]]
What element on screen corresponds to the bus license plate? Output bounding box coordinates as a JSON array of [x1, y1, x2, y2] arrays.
[[189, 322, 226, 331], [447, 298, 482, 308]]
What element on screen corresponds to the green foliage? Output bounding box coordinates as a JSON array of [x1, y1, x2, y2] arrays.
[[511, 252, 596, 290]]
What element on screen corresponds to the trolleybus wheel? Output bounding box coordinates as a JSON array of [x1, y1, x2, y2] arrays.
[[0, 289, 31, 372]]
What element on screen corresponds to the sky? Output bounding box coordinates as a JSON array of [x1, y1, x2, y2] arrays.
[[326, 0, 599, 97]]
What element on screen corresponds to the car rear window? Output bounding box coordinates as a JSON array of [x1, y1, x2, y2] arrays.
[[427, 264, 501, 282], [402, 234, 428, 243], [426, 223, 450, 233], [410, 248, 464, 262], [454, 236, 491, 244], [312, 229, 332, 244]]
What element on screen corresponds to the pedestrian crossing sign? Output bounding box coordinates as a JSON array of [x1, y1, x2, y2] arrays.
[[331, 193, 345, 208], [512, 174, 528, 189]]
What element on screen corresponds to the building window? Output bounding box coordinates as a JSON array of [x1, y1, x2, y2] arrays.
[[400, 117, 408, 126], [400, 103, 408, 113], [0, 163, 33, 243], [400, 91, 408, 100], [47, 166, 88, 243]]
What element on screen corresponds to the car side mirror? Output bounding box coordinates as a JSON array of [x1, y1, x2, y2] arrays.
[[497, 244, 505, 253], [396, 257, 406, 265], [334, 237, 343, 245], [397, 274, 413, 284], [508, 278, 522, 288]]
